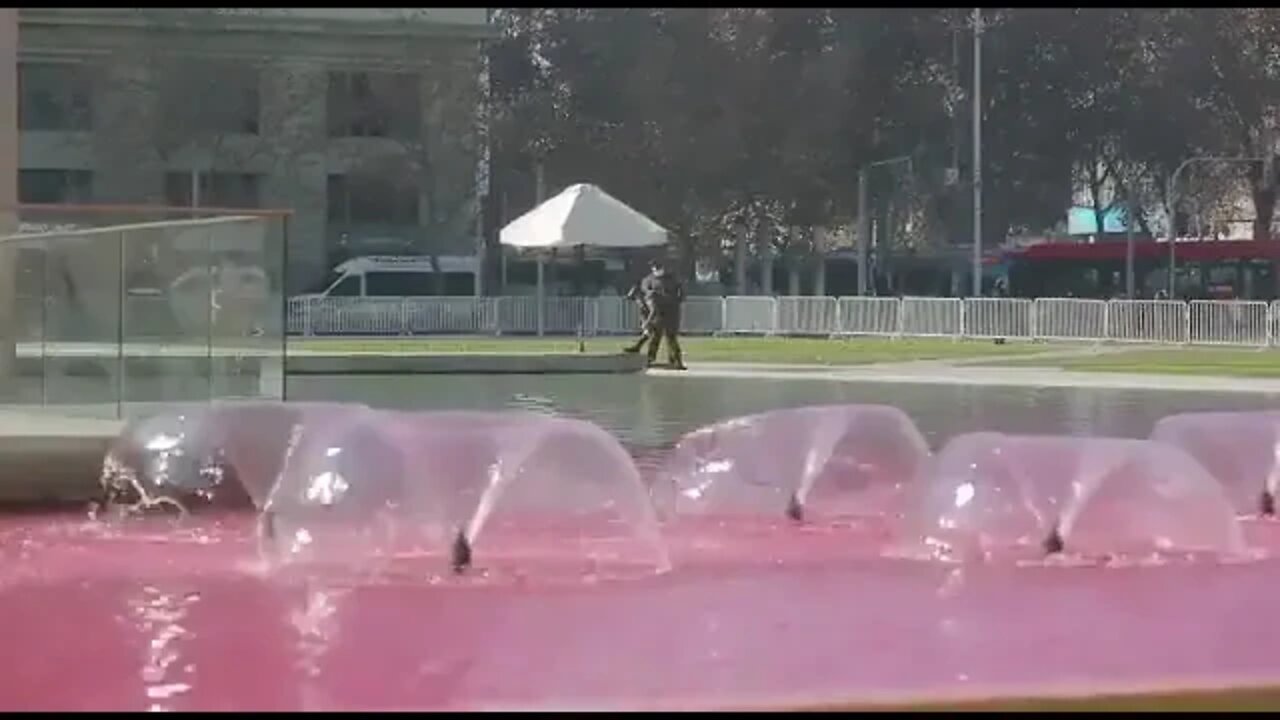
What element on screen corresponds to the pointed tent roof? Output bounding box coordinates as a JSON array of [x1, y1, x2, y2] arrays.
[[499, 183, 668, 250]]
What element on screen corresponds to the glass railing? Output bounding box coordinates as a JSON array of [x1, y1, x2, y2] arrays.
[[0, 204, 289, 419]]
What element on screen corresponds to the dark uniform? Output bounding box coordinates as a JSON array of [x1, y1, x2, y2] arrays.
[[627, 262, 686, 369], [622, 283, 652, 352]]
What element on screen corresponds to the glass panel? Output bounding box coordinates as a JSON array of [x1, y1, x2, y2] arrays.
[[208, 215, 286, 402], [121, 221, 214, 413], [1, 210, 288, 419], [8, 239, 46, 406], [40, 230, 124, 417]]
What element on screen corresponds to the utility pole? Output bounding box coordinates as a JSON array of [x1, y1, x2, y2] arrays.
[[1125, 189, 1136, 298], [971, 7, 984, 297], [534, 160, 546, 336], [856, 168, 870, 295], [856, 156, 912, 296]]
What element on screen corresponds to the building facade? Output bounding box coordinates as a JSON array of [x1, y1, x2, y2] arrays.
[[16, 8, 493, 292]]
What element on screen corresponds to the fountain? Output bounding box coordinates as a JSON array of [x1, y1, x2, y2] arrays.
[[11, 400, 1280, 710], [261, 409, 670, 579], [892, 432, 1247, 563], [1150, 411, 1280, 516], [98, 401, 371, 516], [658, 404, 930, 522]]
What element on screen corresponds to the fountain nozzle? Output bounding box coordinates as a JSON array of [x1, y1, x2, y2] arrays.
[[451, 530, 472, 574], [785, 492, 804, 523], [1042, 526, 1065, 555], [1261, 490, 1276, 517]]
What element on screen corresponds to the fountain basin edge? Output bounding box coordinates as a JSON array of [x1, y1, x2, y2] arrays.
[[285, 351, 646, 375]]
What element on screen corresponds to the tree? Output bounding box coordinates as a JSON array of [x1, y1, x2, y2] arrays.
[[487, 6, 1280, 289]]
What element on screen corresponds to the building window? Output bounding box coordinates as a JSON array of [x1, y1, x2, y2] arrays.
[[18, 62, 92, 131], [327, 173, 419, 225], [18, 169, 93, 204], [327, 71, 420, 140], [164, 172, 262, 208], [158, 62, 261, 136]]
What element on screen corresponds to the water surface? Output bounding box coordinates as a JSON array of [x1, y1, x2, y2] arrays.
[[6, 374, 1280, 710]]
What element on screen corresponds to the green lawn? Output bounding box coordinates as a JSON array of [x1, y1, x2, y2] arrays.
[[991, 346, 1280, 378], [290, 335, 1051, 366]]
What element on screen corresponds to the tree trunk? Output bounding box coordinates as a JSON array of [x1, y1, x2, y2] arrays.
[[1089, 161, 1111, 243], [1252, 186, 1275, 243]]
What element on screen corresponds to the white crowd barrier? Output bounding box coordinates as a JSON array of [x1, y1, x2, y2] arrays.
[[286, 295, 1280, 348]]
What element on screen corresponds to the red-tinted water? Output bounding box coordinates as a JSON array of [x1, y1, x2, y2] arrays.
[[6, 510, 1280, 710]]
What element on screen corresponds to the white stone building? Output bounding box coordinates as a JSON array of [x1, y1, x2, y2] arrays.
[[16, 8, 493, 292]]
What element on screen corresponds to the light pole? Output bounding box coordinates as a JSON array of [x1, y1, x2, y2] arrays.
[[1125, 189, 1136, 298], [857, 155, 913, 296], [971, 7, 984, 297], [1165, 155, 1263, 297]]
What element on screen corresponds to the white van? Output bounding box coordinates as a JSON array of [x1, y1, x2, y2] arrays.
[[302, 255, 481, 299]]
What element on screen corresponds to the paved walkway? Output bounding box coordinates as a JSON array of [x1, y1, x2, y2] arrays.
[[656, 357, 1280, 395]]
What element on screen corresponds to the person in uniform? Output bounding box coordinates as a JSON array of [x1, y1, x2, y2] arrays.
[[628, 258, 686, 369], [622, 279, 654, 354]]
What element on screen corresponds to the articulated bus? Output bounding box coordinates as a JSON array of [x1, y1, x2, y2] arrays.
[[1005, 239, 1280, 300]]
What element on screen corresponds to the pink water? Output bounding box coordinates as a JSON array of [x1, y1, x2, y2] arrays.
[[7, 509, 1280, 711]]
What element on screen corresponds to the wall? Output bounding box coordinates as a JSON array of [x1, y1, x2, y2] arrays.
[[17, 10, 491, 293]]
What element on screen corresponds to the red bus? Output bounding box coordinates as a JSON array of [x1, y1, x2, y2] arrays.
[[1005, 239, 1280, 300]]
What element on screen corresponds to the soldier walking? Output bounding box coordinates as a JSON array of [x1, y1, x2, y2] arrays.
[[623, 258, 686, 370]]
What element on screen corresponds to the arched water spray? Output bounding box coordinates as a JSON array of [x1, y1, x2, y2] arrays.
[[411, 412, 670, 577], [1151, 411, 1280, 517], [1051, 445, 1133, 549], [661, 404, 930, 522], [458, 427, 550, 569], [98, 402, 371, 519], [259, 409, 669, 579], [892, 433, 1246, 563], [788, 416, 850, 522]]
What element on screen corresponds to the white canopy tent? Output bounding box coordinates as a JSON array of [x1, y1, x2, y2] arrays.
[[499, 183, 668, 335]]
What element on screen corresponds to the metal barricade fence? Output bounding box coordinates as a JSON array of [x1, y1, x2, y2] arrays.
[[594, 295, 640, 335], [285, 295, 1280, 348], [1107, 300, 1188, 344], [1189, 300, 1269, 347], [496, 296, 597, 335], [901, 297, 963, 337], [308, 296, 404, 335], [681, 296, 725, 335], [288, 297, 309, 335], [835, 297, 900, 336], [722, 296, 777, 335], [775, 296, 839, 336], [1032, 298, 1106, 341], [963, 298, 1034, 339], [403, 297, 496, 335]]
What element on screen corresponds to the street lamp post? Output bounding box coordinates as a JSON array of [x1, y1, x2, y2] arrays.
[[1125, 189, 1136, 298], [971, 7, 984, 297], [857, 155, 913, 296], [1165, 155, 1263, 297]]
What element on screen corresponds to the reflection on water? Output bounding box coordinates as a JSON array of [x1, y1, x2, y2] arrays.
[[288, 373, 1280, 450], [125, 585, 199, 711], [291, 585, 344, 711]]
